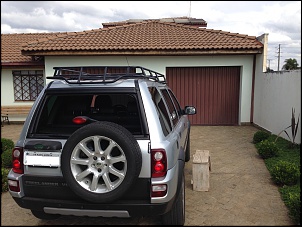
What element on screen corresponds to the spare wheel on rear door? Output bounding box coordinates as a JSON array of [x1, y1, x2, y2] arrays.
[[61, 121, 142, 203]]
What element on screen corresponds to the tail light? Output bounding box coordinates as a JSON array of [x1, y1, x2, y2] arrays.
[[151, 184, 167, 197], [151, 149, 167, 178], [151, 149, 167, 197], [8, 180, 20, 192], [12, 147, 24, 174], [73, 116, 87, 124]]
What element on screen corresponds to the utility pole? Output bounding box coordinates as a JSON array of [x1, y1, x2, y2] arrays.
[[277, 44, 281, 71]]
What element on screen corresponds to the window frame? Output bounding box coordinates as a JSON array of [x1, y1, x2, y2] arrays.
[[161, 88, 180, 127], [148, 86, 173, 136], [12, 70, 44, 101], [167, 89, 183, 118]]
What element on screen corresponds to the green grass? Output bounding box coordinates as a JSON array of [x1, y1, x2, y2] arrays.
[[255, 133, 300, 225], [265, 135, 300, 170]]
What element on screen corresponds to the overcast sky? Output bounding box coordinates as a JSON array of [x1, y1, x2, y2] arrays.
[[1, 1, 301, 71]]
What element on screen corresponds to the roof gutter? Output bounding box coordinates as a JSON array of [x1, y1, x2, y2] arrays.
[[1, 61, 44, 67], [21, 49, 263, 56]]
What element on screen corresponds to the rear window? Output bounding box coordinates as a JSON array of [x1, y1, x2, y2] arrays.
[[32, 93, 144, 137]]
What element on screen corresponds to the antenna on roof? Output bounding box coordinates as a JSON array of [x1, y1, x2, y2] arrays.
[[188, 1, 191, 18]]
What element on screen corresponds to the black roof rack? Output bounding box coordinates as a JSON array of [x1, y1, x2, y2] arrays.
[[46, 66, 166, 84]]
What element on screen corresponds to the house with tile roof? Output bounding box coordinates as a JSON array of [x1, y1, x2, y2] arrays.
[[1, 18, 267, 125]]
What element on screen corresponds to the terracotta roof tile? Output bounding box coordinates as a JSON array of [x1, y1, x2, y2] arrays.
[[102, 17, 207, 28], [19, 21, 262, 53], [2, 20, 263, 64], [1, 32, 67, 63]]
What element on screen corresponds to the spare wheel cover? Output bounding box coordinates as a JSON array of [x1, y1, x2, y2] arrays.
[[61, 121, 142, 203]]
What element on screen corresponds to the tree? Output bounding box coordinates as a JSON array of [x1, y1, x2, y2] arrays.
[[282, 58, 299, 70]]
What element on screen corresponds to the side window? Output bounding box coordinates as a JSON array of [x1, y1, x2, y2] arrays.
[[168, 89, 182, 117], [161, 89, 179, 127], [149, 87, 172, 136]]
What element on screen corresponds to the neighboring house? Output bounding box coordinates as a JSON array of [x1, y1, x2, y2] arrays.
[[1, 17, 266, 125], [1, 32, 69, 122]]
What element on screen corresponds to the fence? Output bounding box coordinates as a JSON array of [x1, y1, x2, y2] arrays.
[[253, 70, 301, 144]]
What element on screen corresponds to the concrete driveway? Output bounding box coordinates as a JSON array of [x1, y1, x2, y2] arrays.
[[1, 124, 294, 225]]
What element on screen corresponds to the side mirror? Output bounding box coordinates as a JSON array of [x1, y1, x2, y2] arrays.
[[184, 106, 196, 115]]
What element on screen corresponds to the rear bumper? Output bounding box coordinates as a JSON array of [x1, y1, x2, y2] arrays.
[[13, 196, 174, 218], [8, 161, 183, 218]]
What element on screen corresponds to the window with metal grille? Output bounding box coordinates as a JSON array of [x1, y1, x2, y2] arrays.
[[13, 70, 44, 101]]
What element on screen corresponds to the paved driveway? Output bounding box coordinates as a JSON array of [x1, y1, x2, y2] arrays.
[[1, 124, 294, 225]]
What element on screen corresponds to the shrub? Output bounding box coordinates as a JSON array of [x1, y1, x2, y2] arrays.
[[271, 161, 300, 186], [279, 185, 300, 224], [287, 192, 301, 224], [256, 140, 279, 159], [1, 149, 12, 168], [1, 138, 14, 153], [253, 130, 270, 144], [1, 167, 10, 193]]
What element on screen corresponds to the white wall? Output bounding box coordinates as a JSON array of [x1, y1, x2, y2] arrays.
[[1, 68, 43, 106], [45, 55, 255, 124], [1, 68, 40, 122], [1, 69, 16, 105], [254, 70, 301, 144]]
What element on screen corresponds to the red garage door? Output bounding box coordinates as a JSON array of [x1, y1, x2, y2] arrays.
[[166, 66, 240, 125]]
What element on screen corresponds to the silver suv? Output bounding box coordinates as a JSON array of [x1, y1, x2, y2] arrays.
[[7, 66, 196, 225]]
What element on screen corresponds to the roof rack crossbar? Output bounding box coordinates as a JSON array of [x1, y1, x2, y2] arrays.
[[48, 66, 166, 84]]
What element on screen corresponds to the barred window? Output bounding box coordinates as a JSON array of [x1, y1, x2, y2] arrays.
[[13, 70, 44, 101]]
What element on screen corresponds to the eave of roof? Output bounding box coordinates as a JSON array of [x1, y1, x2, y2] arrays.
[[1, 62, 45, 69], [21, 49, 263, 56], [1, 61, 44, 66]]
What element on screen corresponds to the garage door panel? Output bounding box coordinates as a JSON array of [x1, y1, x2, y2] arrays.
[[166, 67, 240, 125]]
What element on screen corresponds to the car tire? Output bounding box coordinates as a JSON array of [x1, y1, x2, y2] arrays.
[[185, 133, 190, 162], [31, 210, 61, 220], [161, 173, 185, 225], [61, 121, 142, 203]]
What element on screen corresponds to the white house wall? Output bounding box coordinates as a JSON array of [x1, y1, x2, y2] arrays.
[[45, 55, 255, 124], [1, 69, 16, 106], [1, 68, 38, 122], [254, 70, 301, 144]]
